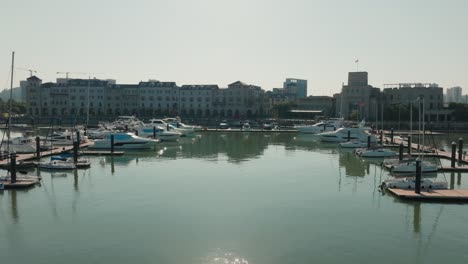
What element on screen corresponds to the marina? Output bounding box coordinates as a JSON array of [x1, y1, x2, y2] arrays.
[[1, 131, 468, 264]]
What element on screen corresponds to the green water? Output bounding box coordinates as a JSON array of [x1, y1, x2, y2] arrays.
[[1, 132, 468, 264]]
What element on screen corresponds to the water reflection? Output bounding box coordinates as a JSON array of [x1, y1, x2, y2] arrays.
[[201, 248, 249, 264]]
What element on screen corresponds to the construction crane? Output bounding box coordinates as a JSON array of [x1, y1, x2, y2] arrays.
[[17, 67, 37, 77], [56, 71, 87, 79]]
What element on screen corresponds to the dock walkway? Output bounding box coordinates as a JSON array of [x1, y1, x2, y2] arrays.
[[388, 188, 468, 202], [0, 141, 94, 166]]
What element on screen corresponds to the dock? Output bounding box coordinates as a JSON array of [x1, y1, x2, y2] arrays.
[[387, 188, 468, 203], [0, 141, 94, 166], [203, 128, 298, 133], [81, 150, 124, 156]]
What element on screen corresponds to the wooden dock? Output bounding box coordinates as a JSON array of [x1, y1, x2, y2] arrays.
[[0, 141, 94, 166], [388, 188, 468, 202], [81, 150, 124, 156], [203, 128, 298, 133], [1, 180, 39, 189]]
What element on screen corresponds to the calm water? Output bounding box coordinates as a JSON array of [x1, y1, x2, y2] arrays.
[[1, 132, 468, 264]]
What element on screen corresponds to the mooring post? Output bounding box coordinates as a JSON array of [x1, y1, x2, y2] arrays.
[[76, 131, 81, 144], [153, 126, 156, 139], [390, 128, 394, 144], [407, 135, 412, 155], [125, 125, 128, 132], [399, 143, 403, 161], [10, 153, 17, 184], [367, 135, 371, 149], [135, 130, 139, 136], [458, 138, 464, 162], [451, 142, 457, 168], [415, 159, 422, 194], [380, 130, 383, 145], [84, 126, 87, 136], [73, 141, 79, 164], [110, 134, 115, 153], [35, 136, 41, 158], [347, 130, 351, 142], [450, 172, 455, 190], [166, 124, 170, 131]]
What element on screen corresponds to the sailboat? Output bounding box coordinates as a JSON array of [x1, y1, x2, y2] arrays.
[[0, 52, 40, 188], [391, 96, 438, 174]]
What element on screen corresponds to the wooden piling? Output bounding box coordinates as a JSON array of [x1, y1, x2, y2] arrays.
[[367, 135, 371, 148], [73, 141, 79, 164], [390, 128, 394, 144], [111, 134, 115, 153], [35, 136, 41, 158], [452, 142, 457, 168], [153, 126, 156, 138], [380, 130, 383, 145], [347, 130, 350, 142], [415, 159, 421, 194], [10, 153, 17, 184], [459, 138, 464, 162]]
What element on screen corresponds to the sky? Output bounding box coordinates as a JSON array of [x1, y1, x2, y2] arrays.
[[1, 0, 467, 96]]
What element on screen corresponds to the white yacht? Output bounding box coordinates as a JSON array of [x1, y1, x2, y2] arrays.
[[356, 148, 398, 158], [37, 158, 77, 170], [45, 130, 88, 146], [318, 125, 376, 143], [391, 160, 438, 174], [382, 178, 447, 190], [339, 141, 369, 148], [295, 118, 342, 134], [91, 132, 159, 149], [3, 136, 37, 153], [137, 126, 181, 141]]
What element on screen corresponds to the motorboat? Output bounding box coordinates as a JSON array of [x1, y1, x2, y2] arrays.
[[37, 159, 77, 170], [318, 126, 376, 143], [45, 130, 88, 146], [3, 136, 37, 153], [382, 177, 447, 190], [356, 148, 398, 158], [91, 132, 159, 149], [295, 118, 342, 134], [391, 160, 438, 174], [51, 154, 91, 168], [242, 122, 251, 130], [218, 120, 230, 129], [137, 127, 181, 141], [339, 141, 369, 148], [0, 175, 42, 182]]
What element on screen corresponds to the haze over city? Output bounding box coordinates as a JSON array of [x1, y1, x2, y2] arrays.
[[1, 0, 467, 95]]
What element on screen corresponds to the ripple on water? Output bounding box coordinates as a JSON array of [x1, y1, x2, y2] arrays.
[[201, 249, 249, 264]]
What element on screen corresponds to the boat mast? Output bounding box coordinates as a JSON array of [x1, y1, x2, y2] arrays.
[[7, 51, 15, 153], [86, 75, 90, 127], [422, 96, 425, 161]]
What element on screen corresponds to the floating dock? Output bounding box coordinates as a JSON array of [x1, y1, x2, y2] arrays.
[[0, 141, 94, 166], [202, 128, 298, 133], [387, 188, 468, 202], [81, 150, 124, 156]]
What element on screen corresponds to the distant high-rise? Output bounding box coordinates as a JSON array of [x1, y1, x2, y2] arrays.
[[446, 86, 462, 103], [283, 78, 307, 98]]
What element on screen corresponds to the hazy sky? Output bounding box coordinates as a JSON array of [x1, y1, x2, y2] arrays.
[[1, 0, 467, 96]]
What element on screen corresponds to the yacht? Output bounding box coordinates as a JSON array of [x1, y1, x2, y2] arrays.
[[356, 148, 398, 158], [37, 158, 77, 170], [137, 126, 181, 141], [339, 140, 369, 148], [295, 118, 342, 134], [391, 160, 438, 174], [3, 136, 37, 153], [382, 177, 447, 190], [91, 132, 159, 149], [318, 125, 376, 143]]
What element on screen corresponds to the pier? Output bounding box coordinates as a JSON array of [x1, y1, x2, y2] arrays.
[[388, 188, 468, 203], [0, 141, 94, 165]]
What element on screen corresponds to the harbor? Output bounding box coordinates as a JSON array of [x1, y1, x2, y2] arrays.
[[1, 131, 468, 264]]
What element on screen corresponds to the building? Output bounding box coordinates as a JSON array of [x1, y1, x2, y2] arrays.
[[446, 86, 462, 103], [283, 78, 307, 98], [295, 96, 335, 116], [24, 76, 268, 119], [335, 72, 380, 120], [383, 83, 443, 111]]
